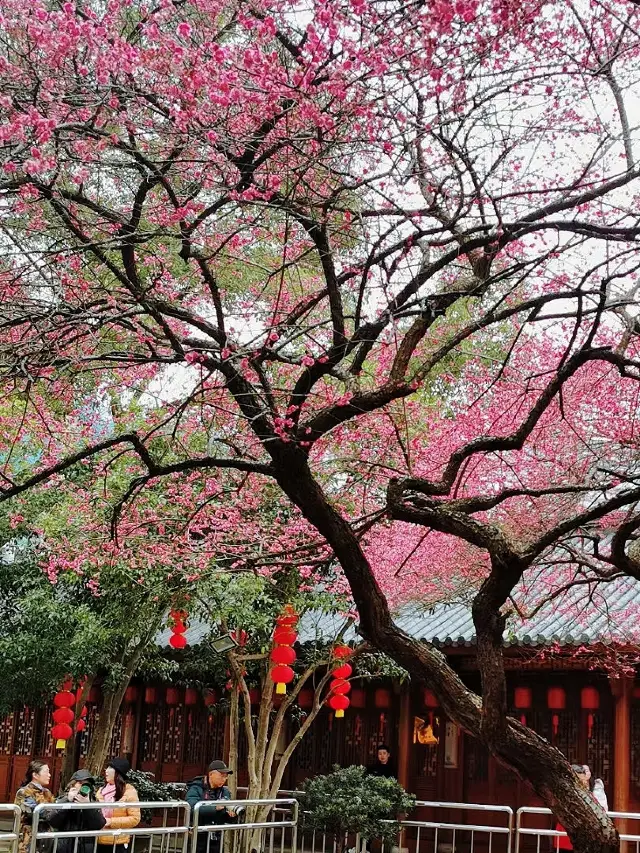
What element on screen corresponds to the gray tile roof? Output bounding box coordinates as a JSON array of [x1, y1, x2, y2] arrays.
[[157, 576, 640, 650]]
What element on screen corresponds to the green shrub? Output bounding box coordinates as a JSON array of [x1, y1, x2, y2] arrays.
[[302, 765, 415, 851]]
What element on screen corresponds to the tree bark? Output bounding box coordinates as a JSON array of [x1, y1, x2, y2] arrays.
[[269, 445, 619, 853], [85, 621, 160, 775]]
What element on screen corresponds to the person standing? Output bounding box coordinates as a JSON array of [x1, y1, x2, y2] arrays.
[[96, 758, 141, 853], [366, 744, 397, 779], [186, 760, 237, 853], [47, 770, 106, 853], [14, 760, 55, 853], [583, 765, 608, 811]]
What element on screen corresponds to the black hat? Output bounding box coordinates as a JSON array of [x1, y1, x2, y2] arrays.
[[208, 760, 232, 774], [107, 758, 131, 778], [70, 770, 94, 783]]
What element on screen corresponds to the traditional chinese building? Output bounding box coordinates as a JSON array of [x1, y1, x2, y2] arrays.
[[1, 579, 639, 811]]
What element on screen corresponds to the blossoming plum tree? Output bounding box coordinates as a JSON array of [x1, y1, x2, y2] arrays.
[[1, 0, 640, 849]]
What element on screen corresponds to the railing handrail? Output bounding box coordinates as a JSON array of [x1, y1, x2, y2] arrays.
[[414, 800, 514, 815], [0, 803, 21, 853], [29, 799, 192, 853]]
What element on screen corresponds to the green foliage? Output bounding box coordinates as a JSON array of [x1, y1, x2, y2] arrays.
[[125, 770, 180, 824], [0, 545, 110, 713], [302, 766, 415, 844]]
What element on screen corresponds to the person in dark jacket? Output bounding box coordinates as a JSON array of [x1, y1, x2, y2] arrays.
[[46, 770, 106, 853], [366, 744, 397, 779], [186, 760, 237, 853]]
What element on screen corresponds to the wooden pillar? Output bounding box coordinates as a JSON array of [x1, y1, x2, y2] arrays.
[[397, 687, 413, 790], [611, 676, 633, 813], [397, 687, 413, 853]]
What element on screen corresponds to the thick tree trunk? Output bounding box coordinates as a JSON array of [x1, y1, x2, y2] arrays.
[[85, 680, 129, 775], [269, 446, 620, 853], [85, 622, 159, 775]]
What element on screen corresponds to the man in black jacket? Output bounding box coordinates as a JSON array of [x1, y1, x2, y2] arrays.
[[186, 761, 237, 853], [366, 744, 398, 779], [46, 770, 106, 853]]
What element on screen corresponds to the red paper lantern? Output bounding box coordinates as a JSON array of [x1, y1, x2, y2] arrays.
[[145, 687, 157, 705], [333, 663, 353, 679], [424, 689, 438, 708], [51, 723, 73, 742], [333, 645, 351, 659], [62, 679, 73, 691], [170, 633, 188, 649], [514, 687, 533, 710], [351, 688, 366, 709], [329, 694, 350, 718], [76, 719, 86, 733], [271, 665, 295, 694], [185, 688, 199, 706], [203, 689, 217, 706], [276, 614, 298, 628], [249, 688, 261, 705], [547, 687, 566, 710], [80, 705, 87, 718], [54, 691, 75, 708], [170, 609, 187, 622], [330, 679, 351, 695], [172, 620, 187, 634], [124, 686, 139, 704], [581, 687, 600, 710], [271, 646, 297, 665], [53, 707, 75, 725], [298, 689, 314, 710], [374, 688, 391, 709], [273, 627, 297, 645]]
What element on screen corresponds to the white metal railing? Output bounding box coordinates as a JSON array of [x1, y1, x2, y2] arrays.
[[191, 798, 298, 853], [29, 800, 190, 853], [515, 806, 640, 853], [0, 804, 21, 853], [389, 801, 513, 853]]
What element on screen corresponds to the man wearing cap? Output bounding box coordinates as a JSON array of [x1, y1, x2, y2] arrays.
[[187, 760, 237, 853]]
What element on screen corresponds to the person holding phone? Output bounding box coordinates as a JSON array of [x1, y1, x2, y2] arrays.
[[47, 770, 106, 853]]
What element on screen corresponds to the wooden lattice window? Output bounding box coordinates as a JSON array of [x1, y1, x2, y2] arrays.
[[162, 707, 184, 764], [586, 712, 611, 787], [34, 707, 53, 757], [141, 708, 162, 762], [0, 713, 15, 755], [14, 708, 36, 755]]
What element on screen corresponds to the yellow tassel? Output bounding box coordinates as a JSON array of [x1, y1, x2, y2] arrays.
[[335, 709, 344, 718], [276, 682, 286, 695], [56, 739, 66, 750]]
